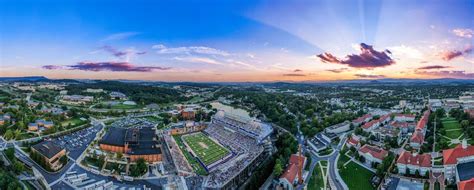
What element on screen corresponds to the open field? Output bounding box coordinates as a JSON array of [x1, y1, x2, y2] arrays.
[[182, 132, 230, 166], [339, 161, 375, 190]]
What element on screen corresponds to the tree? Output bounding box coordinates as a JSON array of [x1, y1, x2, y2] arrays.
[[130, 158, 147, 177], [350, 146, 356, 153], [461, 120, 469, 129], [4, 130, 13, 140], [273, 158, 283, 176], [359, 155, 366, 163], [13, 161, 24, 174], [415, 170, 420, 178], [116, 152, 123, 160], [5, 148, 14, 160], [60, 156, 68, 165]]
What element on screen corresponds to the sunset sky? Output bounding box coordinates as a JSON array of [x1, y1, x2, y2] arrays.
[[1, 0, 473, 82]]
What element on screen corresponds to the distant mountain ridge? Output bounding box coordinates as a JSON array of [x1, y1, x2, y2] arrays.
[[0, 76, 473, 85], [0, 76, 49, 81]]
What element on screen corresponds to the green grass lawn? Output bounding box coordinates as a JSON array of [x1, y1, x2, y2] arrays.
[[337, 154, 351, 169], [308, 161, 325, 190], [17, 133, 37, 140], [62, 118, 87, 127], [320, 160, 328, 167], [173, 135, 208, 175], [110, 103, 139, 109], [442, 118, 463, 139], [339, 161, 375, 190], [182, 133, 230, 166], [318, 147, 333, 156], [143, 116, 162, 122]]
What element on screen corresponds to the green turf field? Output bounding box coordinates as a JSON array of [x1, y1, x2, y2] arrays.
[[182, 133, 230, 166]]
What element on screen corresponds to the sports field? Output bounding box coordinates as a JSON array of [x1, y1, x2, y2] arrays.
[[182, 133, 230, 166]]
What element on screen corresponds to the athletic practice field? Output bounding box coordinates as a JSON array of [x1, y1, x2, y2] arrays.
[[182, 132, 230, 166]]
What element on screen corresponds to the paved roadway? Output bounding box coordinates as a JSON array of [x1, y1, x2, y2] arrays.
[[295, 133, 348, 190], [327, 137, 347, 190]]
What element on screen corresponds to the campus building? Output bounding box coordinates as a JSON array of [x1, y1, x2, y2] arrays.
[[61, 95, 94, 104], [458, 178, 474, 190], [396, 151, 432, 176], [278, 154, 307, 190], [99, 127, 162, 162], [31, 141, 67, 171], [324, 121, 351, 134], [168, 121, 207, 135], [442, 141, 474, 183], [410, 110, 430, 149], [346, 135, 360, 149], [352, 114, 372, 127], [181, 108, 196, 120], [358, 144, 388, 165], [109, 91, 127, 100], [393, 113, 416, 122]]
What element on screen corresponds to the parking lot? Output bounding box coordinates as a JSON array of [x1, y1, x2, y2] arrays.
[[109, 117, 156, 129], [51, 165, 168, 190], [50, 124, 102, 160]]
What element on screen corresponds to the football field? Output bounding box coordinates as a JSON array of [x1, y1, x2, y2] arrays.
[[182, 133, 230, 166]]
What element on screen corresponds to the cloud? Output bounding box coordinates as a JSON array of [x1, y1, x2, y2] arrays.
[[226, 59, 255, 69], [317, 43, 395, 68], [452, 28, 473, 38], [153, 44, 229, 56], [415, 70, 474, 79], [173, 56, 223, 65], [293, 69, 303, 72], [42, 65, 63, 70], [325, 68, 349, 73], [388, 45, 424, 59], [439, 46, 472, 61], [101, 32, 140, 42], [43, 62, 170, 72], [354, 74, 386, 79], [417, 65, 451, 70], [101, 45, 146, 58], [282, 73, 306, 77]]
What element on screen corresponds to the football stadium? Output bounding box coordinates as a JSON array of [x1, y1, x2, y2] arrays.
[[165, 110, 273, 189]]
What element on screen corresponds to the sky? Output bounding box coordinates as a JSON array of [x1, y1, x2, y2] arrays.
[[0, 0, 473, 82]]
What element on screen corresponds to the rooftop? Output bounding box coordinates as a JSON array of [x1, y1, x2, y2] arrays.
[[443, 144, 474, 165], [359, 144, 388, 160], [353, 114, 372, 123], [280, 154, 306, 184], [99, 127, 127, 146], [458, 178, 474, 190], [397, 151, 431, 167], [32, 141, 65, 159], [457, 162, 474, 182]]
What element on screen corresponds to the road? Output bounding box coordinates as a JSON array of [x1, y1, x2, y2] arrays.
[[327, 136, 347, 190]]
